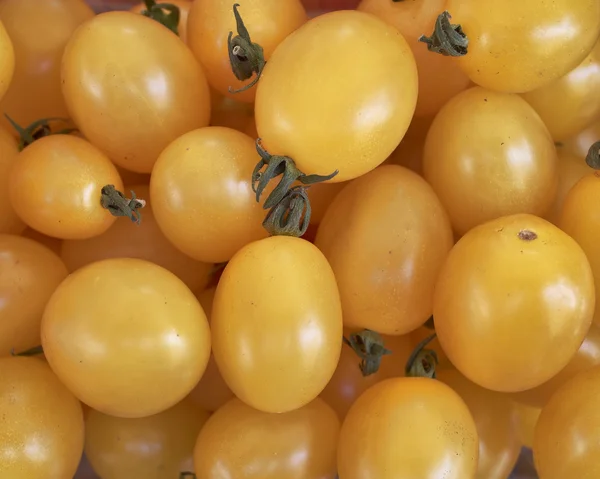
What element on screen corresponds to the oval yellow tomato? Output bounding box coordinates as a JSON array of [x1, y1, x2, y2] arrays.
[[130, 0, 191, 43], [315, 165, 453, 335], [62, 11, 210, 173], [434, 214, 595, 392], [255, 10, 418, 182], [0, 126, 24, 234], [151, 127, 270, 263], [0, 356, 84, 478], [423, 86, 558, 235], [0, 0, 93, 130], [0, 235, 68, 357], [212, 236, 343, 413], [9, 135, 123, 240], [85, 399, 210, 479], [194, 398, 340, 479], [0, 19, 14, 103], [41, 258, 211, 418], [337, 377, 479, 479]]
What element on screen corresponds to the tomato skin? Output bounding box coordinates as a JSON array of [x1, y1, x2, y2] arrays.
[[0, 126, 24, 234], [447, 0, 600, 93], [130, 0, 191, 43], [0, 235, 68, 357], [337, 377, 479, 479], [423, 86, 558, 235], [315, 165, 453, 335], [0, 0, 92, 130], [62, 11, 211, 173], [515, 401, 541, 449], [85, 399, 210, 479], [212, 236, 343, 413], [564, 120, 600, 159], [0, 20, 14, 103], [9, 135, 123, 240], [434, 214, 595, 392], [255, 10, 418, 182], [533, 365, 600, 478], [150, 127, 270, 263], [194, 398, 340, 479], [41, 258, 211, 418], [0, 356, 84, 478], [385, 116, 432, 175]]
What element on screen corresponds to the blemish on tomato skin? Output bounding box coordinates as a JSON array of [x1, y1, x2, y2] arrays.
[[518, 229, 537, 241]]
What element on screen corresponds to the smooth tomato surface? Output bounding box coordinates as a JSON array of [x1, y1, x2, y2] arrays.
[[0, 19, 14, 103], [0, 126, 24, 234]]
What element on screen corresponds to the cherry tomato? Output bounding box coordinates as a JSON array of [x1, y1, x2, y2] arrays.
[[8, 135, 123, 240], [41, 258, 211, 418], [255, 10, 418, 182], [85, 398, 210, 479], [515, 402, 540, 449], [521, 40, 600, 141], [0, 20, 14, 103], [0, 235, 68, 357], [0, 356, 84, 478], [187, 0, 307, 103], [0, 126, 24, 234], [423, 86, 558, 235], [446, 0, 600, 93], [0, 0, 93, 130], [187, 287, 235, 412], [130, 0, 191, 43], [438, 369, 521, 479], [434, 214, 595, 392], [193, 398, 340, 479], [151, 127, 270, 263], [62, 11, 211, 173], [21, 227, 63, 256], [60, 184, 212, 291], [385, 116, 432, 175], [315, 165, 453, 335], [534, 365, 600, 478], [338, 377, 479, 479], [564, 120, 600, 159], [212, 236, 343, 413]]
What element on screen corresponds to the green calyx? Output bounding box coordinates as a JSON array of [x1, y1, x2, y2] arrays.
[[405, 332, 439, 379], [419, 11, 468, 57], [585, 140, 600, 169], [5, 114, 77, 151], [344, 329, 392, 377], [262, 185, 311, 237], [141, 0, 180, 36], [100, 185, 146, 225]]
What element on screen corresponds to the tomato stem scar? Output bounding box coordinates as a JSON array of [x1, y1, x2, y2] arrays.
[[100, 185, 146, 225], [585, 140, 600, 169], [405, 332, 438, 379], [418, 11, 468, 57], [262, 185, 312, 237], [518, 230, 538, 241], [140, 0, 181, 36], [4, 114, 78, 151], [343, 329, 392, 377]]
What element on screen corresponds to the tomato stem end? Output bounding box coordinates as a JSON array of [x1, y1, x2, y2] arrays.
[[100, 185, 146, 225], [141, 0, 181, 36], [343, 329, 392, 377], [405, 332, 438, 379], [418, 11, 468, 57]]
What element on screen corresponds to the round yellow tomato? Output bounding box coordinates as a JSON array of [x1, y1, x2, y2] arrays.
[[423, 86, 558, 235], [62, 11, 210, 173], [438, 369, 521, 479], [150, 127, 270, 263], [0, 356, 84, 478], [212, 236, 343, 413], [194, 398, 339, 479], [255, 10, 418, 182], [60, 184, 212, 291], [534, 365, 600, 477], [446, 0, 600, 92], [41, 258, 211, 418], [130, 0, 191, 43], [188, 0, 307, 103], [9, 135, 123, 239], [338, 377, 479, 479], [434, 214, 595, 392], [85, 399, 210, 479], [0, 126, 24, 234], [0, 20, 14, 103], [515, 402, 541, 449], [0, 0, 93, 130], [0, 234, 68, 356], [315, 165, 453, 335]]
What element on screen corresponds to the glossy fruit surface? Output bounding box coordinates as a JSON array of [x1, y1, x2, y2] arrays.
[[0, 19, 14, 103]]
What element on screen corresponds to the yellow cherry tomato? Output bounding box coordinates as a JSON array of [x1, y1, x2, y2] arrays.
[[212, 236, 343, 413], [409, 325, 452, 370], [0, 126, 24, 234], [150, 127, 270, 264], [434, 214, 595, 392], [194, 398, 340, 479], [9, 135, 123, 240], [0, 0, 93, 130], [62, 11, 211, 173], [130, 0, 191, 43], [438, 369, 521, 479], [337, 377, 479, 479], [0, 356, 84, 478], [41, 258, 211, 418], [423, 86, 558, 235], [315, 165, 453, 335], [255, 10, 418, 182], [187, 0, 307, 103], [85, 399, 210, 479], [515, 402, 541, 449], [446, 0, 600, 93]]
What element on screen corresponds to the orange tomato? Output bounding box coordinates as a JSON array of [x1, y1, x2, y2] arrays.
[[423, 86, 558, 235], [409, 325, 452, 370], [315, 165, 453, 335], [130, 0, 191, 43], [0, 126, 24, 234], [8, 135, 123, 240], [434, 214, 595, 392], [0, 0, 93, 130], [62, 11, 210, 173]]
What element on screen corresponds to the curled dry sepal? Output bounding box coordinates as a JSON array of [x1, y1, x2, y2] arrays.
[[140, 0, 181, 36], [344, 329, 392, 377], [100, 185, 147, 225], [419, 11, 469, 57]]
